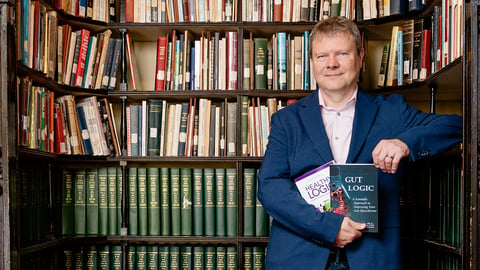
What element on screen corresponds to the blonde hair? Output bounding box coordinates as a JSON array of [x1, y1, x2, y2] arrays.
[[309, 16, 363, 57]]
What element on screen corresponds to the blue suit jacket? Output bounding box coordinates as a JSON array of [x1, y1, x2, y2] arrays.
[[257, 89, 462, 270]]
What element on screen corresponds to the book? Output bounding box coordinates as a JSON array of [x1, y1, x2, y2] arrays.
[[226, 168, 237, 236], [128, 167, 138, 235], [62, 169, 74, 235], [74, 169, 86, 235], [147, 167, 160, 235], [329, 164, 378, 233], [192, 168, 204, 236], [137, 167, 148, 236], [215, 168, 226, 236], [160, 167, 171, 235], [294, 160, 334, 212], [107, 167, 118, 235], [86, 168, 99, 235], [97, 167, 108, 235], [243, 168, 256, 236], [253, 38, 268, 90], [180, 167, 193, 235]]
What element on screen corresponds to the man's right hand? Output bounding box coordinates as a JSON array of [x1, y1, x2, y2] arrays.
[[333, 217, 366, 248]]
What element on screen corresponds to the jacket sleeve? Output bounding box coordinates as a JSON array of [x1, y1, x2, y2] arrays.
[[257, 111, 344, 247], [387, 94, 462, 161]]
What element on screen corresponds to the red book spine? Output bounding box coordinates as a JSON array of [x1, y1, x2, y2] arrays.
[[125, 0, 134, 22], [421, 29, 432, 81], [155, 36, 168, 90], [74, 29, 91, 87], [227, 31, 238, 90], [126, 33, 136, 90], [54, 105, 66, 154], [273, 0, 283, 22]]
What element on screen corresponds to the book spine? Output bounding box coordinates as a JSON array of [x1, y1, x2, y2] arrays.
[[215, 168, 226, 236], [147, 246, 159, 269], [137, 167, 148, 236], [86, 168, 99, 235], [254, 38, 267, 90], [255, 169, 268, 236], [128, 167, 138, 235], [180, 168, 193, 235], [116, 167, 122, 234], [203, 168, 216, 236], [181, 246, 193, 269], [73, 169, 87, 235], [226, 102, 237, 156], [205, 246, 216, 269], [227, 246, 237, 269], [192, 168, 204, 236], [159, 246, 170, 268], [160, 167, 171, 235], [98, 167, 108, 235], [147, 99, 163, 156], [170, 168, 181, 235], [62, 169, 74, 235], [243, 168, 256, 236], [226, 168, 237, 236], [147, 167, 160, 235], [111, 246, 122, 269], [107, 167, 118, 235]]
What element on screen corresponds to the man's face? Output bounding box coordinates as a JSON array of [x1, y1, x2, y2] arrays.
[[311, 31, 364, 94]]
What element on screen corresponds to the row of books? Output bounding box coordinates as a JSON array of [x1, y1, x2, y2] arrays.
[[58, 27, 122, 90], [125, 0, 237, 23], [63, 245, 266, 269], [16, 1, 57, 78], [360, 0, 425, 21], [62, 167, 270, 237], [376, 1, 463, 88], [133, 30, 314, 92], [17, 166, 50, 244], [126, 99, 236, 157], [54, 0, 114, 22]]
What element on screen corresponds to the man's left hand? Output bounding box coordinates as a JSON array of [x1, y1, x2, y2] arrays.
[[372, 139, 410, 174]]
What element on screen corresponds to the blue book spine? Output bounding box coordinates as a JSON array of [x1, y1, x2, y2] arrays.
[[397, 30, 403, 86], [190, 47, 195, 90], [75, 106, 93, 155], [303, 31, 310, 90], [278, 32, 287, 90]]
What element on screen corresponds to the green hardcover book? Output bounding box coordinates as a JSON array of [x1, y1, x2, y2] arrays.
[[107, 167, 118, 235], [169, 246, 180, 270], [216, 246, 226, 270], [136, 246, 147, 270], [98, 167, 108, 235], [147, 99, 163, 156], [116, 167, 122, 234], [62, 169, 74, 235], [203, 168, 216, 236], [205, 246, 216, 270], [171, 168, 181, 236], [137, 167, 148, 236], [253, 38, 268, 90], [226, 168, 237, 236], [74, 246, 85, 270], [226, 247, 237, 270], [147, 246, 159, 270], [128, 246, 136, 270], [193, 246, 204, 270], [74, 169, 86, 235], [63, 249, 74, 270], [226, 102, 237, 157], [98, 246, 110, 270], [159, 246, 170, 270], [129, 167, 138, 235], [243, 247, 253, 270], [255, 169, 268, 236], [243, 168, 256, 236], [240, 96, 248, 156], [180, 246, 192, 269], [192, 168, 204, 236], [110, 246, 122, 270], [86, 246, 98, 270], [160, 167, 171, 235], [253, 247, 265, 270], [215, 168, 226, 236], [180, 168, 193, 235], [86, 168, 99, 235], [147, 167, 161, 236]]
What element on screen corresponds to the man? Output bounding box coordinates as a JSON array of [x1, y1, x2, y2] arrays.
[[257, 16, 462, 270]]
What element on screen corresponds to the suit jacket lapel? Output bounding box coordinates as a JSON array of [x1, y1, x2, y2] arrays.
[[299, 90, 334, 162], [346, 91, 379, 163]]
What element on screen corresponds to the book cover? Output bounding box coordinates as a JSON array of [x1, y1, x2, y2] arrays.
[[329, 164, 378, 233], [294, 160, 334, 212]]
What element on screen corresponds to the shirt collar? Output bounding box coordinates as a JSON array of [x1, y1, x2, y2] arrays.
[[318, 88, 358, 111]]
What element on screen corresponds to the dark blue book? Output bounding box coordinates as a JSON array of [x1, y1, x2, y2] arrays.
[[75, 106, 93, 155], [329, 164, 378, 233]]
